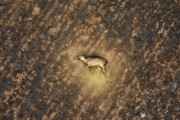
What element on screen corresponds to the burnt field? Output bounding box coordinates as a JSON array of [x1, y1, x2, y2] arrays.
[[0, 0, 179, 120]]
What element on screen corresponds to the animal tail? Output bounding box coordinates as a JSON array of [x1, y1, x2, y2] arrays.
[[104, 59, 108, 65]]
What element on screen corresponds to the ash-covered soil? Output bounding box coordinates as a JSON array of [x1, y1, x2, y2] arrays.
[[0, 0, 179, 120]]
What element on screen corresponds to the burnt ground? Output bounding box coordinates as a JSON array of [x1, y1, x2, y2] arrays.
[[0, 0, 179, 120]]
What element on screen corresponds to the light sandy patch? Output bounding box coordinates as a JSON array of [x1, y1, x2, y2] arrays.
[[55, 38, 127, 97], [32, 5, 41, 16]]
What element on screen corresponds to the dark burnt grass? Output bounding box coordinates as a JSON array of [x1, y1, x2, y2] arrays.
[[0, 0, 179, 119]]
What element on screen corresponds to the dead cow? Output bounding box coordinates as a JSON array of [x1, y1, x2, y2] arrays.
[[78, 55, 107, 72]]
